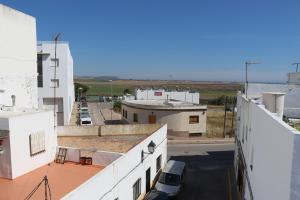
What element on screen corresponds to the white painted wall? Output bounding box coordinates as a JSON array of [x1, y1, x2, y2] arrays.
[[37, 42, 75, 125], [136, 89, 200, 104], [287, 72, 300, 85], [0, 4, 38, 109], [236, 94, 300, 200], [122, 104, 206, 134], [62, 125, 168, 200], [0, 111, 56, 179]]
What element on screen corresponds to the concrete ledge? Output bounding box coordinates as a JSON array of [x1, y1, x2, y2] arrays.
[[168, 138, 235, 144], [57, 124, 162, 136]]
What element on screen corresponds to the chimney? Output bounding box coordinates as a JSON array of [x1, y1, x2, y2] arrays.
[[262, 92, 285, 119]]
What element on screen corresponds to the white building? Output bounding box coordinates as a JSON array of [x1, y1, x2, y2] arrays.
[[37, 41, 75, 125], [0, 4, 38, 110], [287, 72, 300, 85], [122, 99, 207, 134], [136, 88, 200, 104], [0, 3, 57, 180], [235, 90, 300, 200], [0, 4, 168, 200], [0, 124, 167, 200]]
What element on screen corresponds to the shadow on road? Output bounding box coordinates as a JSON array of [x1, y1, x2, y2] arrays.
[[169, 151, 238, 200]]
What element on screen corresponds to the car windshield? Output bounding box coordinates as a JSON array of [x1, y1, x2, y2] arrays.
[[158, 172, 180, 186], [80, 114, 90, 118]]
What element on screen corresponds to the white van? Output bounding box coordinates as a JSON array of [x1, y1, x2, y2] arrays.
[[155, 160, 186, 197]]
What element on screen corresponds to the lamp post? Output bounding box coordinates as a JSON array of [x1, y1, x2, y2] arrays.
[[245, 61, 260, 98], [109, 80, 113, 121], [141, 141, 156, 162], [78, 87, 82, 101]]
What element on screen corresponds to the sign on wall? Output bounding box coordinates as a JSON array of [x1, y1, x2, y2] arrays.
[[154, 91, 163, 96], [29, 131, 46, 156]]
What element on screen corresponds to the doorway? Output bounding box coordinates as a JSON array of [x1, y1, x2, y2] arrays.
[[148, 115, 156, 124], [146, 167, 151, 193]]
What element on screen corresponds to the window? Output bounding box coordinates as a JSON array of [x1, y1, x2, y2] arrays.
[[132, 178, 141, 200], [29, 132, 45, 156], [156, 155, 162, 172], [50, 79, 59, 88], [125, 110, 128, 119], [51, 58, 59, 67], [133, 113, 138, 122], [189, 115, 199, 124], [122, 109, 125, 117], [158, 172, 180, 186], [37, 54, 43, 87]]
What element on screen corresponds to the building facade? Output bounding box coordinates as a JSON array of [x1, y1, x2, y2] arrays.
[[37, 41, 75, 125], [235, 91, 300, 200], [135, 88, 200, 104], [122, 99, 207, 134], [0, 4, 57, 180], [0, 4, 38, 110]]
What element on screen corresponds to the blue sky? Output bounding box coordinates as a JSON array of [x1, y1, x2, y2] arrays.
[[3, 0, 300, 82]]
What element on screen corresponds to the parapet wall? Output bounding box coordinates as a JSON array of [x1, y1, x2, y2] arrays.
[[57, 124, 162, 137]]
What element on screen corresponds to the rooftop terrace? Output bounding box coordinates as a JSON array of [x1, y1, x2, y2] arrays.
[[0, 162, 103, 200], [123, 99, 207, 110], [58, 134, 148, 153]]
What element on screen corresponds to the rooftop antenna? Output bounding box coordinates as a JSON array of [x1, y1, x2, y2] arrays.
[[292, 63, 300, 72], [245, 61, 260, 98], [53, 33, 61, 128]]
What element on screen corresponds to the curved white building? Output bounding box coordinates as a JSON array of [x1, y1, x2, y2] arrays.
[[122, 99, 207, 134]]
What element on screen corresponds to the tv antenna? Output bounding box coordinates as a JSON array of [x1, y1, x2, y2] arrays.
[[53, 33, 61, 128], [292, 63, 300, 72]]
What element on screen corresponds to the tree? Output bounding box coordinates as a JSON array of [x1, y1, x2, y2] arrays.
[[113, 100, 122, 113], [123, 88, 131, 95], [74, 82, 89, 99]]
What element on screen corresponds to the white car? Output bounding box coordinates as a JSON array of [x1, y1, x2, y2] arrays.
[[80, 113, 92, 125], [155, 160, 186, 197]]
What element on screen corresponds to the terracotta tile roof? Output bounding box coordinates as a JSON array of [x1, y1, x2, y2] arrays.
[[0, 162, 103, 200]]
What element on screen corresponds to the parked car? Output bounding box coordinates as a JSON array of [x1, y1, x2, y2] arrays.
[[155, 160, 186, 198], [80, 113, 92, 125], [144, 190, 169, 200]]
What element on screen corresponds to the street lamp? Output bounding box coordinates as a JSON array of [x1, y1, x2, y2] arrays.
[[141, 141, 156, 162], [78, 87, 82, 101], [109, 80, 113, 121], [245, 61, 260, 98]]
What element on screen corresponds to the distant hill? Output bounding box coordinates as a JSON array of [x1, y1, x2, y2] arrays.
[[75, 76, 120, 81]]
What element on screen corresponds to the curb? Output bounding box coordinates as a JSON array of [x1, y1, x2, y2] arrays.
[[168, 138, 235, 144]]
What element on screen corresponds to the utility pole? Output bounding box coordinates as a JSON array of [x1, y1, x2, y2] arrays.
[[230, 97, 236, 137], [53, 33, 61, 128], [245, 61, 260, 98], [292, 63, 300, 72], [223, 96, 228, 138]]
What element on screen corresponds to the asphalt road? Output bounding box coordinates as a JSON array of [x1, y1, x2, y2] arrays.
[[167, 143, 238, 200]]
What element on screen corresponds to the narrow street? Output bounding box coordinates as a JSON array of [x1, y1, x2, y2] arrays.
[[168, 143, 238, 200]]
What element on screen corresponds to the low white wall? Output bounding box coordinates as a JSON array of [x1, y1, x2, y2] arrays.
[[6, 111, 56, 179], [61, 147, 122, 166], [136, 89, 200, 104], [62, 124, 168, 200], [57, 124, 162, 136]]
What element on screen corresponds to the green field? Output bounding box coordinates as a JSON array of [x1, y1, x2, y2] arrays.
[[75, 79, 242, 102]]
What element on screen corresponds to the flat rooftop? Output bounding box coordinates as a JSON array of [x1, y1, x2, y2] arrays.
[[0, 110, 47, 118], [58, 134, 148, 153], [123, 99, 207, 110], [0, 162, 103, 200]]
